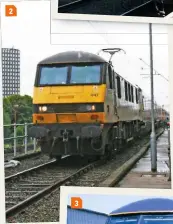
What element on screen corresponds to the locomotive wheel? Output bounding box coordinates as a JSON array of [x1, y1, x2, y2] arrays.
[[105, 127, 116, 160], [105, 144, 113, 160], [96, 155, 104, 161]]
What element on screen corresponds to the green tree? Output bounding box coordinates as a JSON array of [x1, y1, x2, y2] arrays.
[[16, 125, 25, 144], [3, 94, 33, 141], [3, 94, 33, 124], [3, 97, 13, 139]]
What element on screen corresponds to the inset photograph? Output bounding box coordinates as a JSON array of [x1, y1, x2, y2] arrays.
[[1, 1, 172, 223], [52, 0, 173, 21], [60, 187, 173, 224]]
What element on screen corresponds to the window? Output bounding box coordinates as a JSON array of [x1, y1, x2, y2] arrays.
[[131, 86, 134, 102], [128, 83, 131, 102], [108, 215, 138, 224], [125, 81, 128, 101], [71, 64, 101, 84], [40, 66, 68, 85], [107, 65, 113, 89], [117, 76, 121, 98], [136, 88, 139, 104], [108, 214, 173, 224], [39, 64, 102, 86]]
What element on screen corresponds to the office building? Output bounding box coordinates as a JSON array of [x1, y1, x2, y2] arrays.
[[1, 47, 20, 97]]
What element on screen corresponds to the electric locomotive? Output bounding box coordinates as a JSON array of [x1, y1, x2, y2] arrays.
[[28, 49, 147, 160], [106, 198, 173, 224]]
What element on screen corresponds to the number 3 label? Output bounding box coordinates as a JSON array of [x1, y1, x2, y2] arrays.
[[71, 197, 83, 209], [5, 5, 17, 17], [75, 200, 78, 206]]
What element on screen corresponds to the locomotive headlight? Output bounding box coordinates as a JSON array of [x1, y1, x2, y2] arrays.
[[78, 104, 96, 112], [39, 106, 47, 112], [42, 106, 47, 112], [91, 105, 96, 111], [86, 105, 96, 111]]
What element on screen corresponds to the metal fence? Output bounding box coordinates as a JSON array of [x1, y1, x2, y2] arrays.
[[4, 123, 37, 157]]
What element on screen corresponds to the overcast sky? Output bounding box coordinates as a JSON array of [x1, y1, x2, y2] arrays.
[[1, 1, 169, 111], [68, 194, 173, 214]]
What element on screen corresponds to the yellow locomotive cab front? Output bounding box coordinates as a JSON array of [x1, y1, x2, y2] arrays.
[[33, 84, 106, 124], [28, 51, 112, 159]]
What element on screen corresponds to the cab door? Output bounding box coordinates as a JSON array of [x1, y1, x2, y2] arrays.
[[108, 64, 117, 115]]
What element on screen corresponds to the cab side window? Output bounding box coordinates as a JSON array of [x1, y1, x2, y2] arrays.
[[117, 75, 121, 99], [136, 88, 139, 104], [125, 81, 128, 101], [108, 65, 113, 89], [128, 83, 131, 102], [131, 86, 134, 102]]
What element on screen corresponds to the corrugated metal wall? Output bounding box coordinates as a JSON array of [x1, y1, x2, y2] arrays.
[[67, 206, 108, 224]]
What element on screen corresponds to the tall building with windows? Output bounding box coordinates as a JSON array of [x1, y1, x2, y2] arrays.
[[1, 47, 20, 97]]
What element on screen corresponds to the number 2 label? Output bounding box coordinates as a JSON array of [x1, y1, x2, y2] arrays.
[[5, 5, 17, 17], [9, 8, 13, 15]]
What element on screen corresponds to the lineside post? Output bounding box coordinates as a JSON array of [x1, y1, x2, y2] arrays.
[[13, 123, 17, 157], [168, 128, 171, 181], [149, 23, 157, 172], [24, 123, 28, 154]]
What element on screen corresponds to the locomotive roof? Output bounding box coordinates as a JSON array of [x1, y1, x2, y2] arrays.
[[109, 198, 173, 216], [37, 51, 146, 95], [38, 51, 107, 64]]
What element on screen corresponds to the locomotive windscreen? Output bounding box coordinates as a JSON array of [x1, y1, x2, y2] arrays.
[[38, 63, 102, 86], [108, 215, 138, 224], [108, 214, 173, 224]]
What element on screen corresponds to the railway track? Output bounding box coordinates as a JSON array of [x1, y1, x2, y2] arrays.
[[4, 151, 51, 178], [5, 151, 41, 162], [6, 128, 164, 222], [5, 156, 104, 219], [58, 0, 148, 14], [122, 0, 154, 16], [58, 0, 89, 13], [122, 0, 165, 17], [58, 0, 173, 17]]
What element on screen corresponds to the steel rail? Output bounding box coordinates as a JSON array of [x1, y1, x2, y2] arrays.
[[58, 0, 154, 16], [5, 128, 163, 219], [6, 159, 103, 218], [122, 0, 153, 15], [58, 0, 89, 12], [6, 151, 42, 162], [5, 159, 56, 182]]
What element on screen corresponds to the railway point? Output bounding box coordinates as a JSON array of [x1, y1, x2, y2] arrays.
[[116, 129, 171, 189]]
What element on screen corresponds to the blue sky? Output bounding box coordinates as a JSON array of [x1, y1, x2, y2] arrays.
[[68, 194, 173, 214]]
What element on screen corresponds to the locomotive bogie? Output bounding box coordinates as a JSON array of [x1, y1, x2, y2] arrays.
[[29, 120, 146, 158]]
